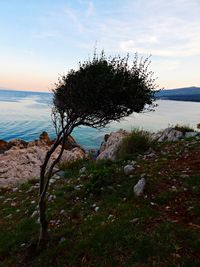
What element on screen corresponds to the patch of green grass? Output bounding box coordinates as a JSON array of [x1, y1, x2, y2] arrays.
[[154, 190, 177, 205], [0, 218, 38, 256], [116, 129, 153, 159], [186, 175, 200, 193], [1, 137, 200, 266]]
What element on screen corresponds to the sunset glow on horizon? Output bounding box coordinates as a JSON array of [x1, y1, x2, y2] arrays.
[[0, 0, 200, 92]]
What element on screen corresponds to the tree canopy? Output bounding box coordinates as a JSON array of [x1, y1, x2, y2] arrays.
[[52, 52, 158, 130]]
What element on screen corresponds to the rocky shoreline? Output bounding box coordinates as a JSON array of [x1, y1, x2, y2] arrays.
[[0, 127, 199, 188], [0, 132, 86, 188]]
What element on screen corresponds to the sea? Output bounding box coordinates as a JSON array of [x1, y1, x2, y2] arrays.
[[0, 89, 200, 149]]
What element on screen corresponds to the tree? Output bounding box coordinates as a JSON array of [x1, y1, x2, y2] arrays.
[[38, 51, 158, 248]]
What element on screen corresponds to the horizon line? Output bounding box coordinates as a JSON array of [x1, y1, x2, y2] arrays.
[[0, 85, 199, 93]]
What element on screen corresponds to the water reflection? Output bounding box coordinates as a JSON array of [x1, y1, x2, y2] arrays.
[[0, 90, 200, 149]]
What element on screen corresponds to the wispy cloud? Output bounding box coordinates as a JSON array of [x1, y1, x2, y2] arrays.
[[64, 6, 86, 33], [86, 1, 95, 17]]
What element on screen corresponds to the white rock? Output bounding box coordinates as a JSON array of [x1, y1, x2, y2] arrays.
[[94, 207, 99, 212], [97, 130, 128, 160], [151, 127, 183, 142], [133, 178, 146, 196], [31, 210, 38, 218], [107, 214, 114, 220], [12, 187, 18, 192], [130, 218, 139, 223], [124, 164, 135, 175], [0, 141, 85, 188], [79, 167, 86, 174], [60, 209, 65, 214]]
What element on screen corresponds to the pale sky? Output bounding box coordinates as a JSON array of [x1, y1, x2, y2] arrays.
[[0, 0, 200, 92]]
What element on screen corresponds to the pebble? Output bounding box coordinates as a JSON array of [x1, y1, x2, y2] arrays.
[[79, 167, 86, 174], [130, 218, 139, 223], [107, 214, 114, 220], [94, 206, 99, 212], [31, 210, 38, 218], [12, 187, 18, 192]]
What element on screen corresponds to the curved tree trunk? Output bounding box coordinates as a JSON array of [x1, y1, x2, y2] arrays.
[[37, 127, 73, 250]]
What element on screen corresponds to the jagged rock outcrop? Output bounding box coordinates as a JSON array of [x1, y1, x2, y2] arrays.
[[0, 133, 85, 188], [0, 140, 8, 153], [151, 128, 183, 142], [97, 129, 128, 160], [151, 127, 199, 142]]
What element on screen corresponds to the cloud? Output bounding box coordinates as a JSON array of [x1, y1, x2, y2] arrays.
[[64, 6, 85, 33], [31, 0, 200, 58], [119, 13, 200, 57], [86, 1, 95, 17]]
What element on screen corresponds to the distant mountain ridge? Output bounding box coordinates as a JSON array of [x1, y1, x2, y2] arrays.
[[156, 86, 200, 102]]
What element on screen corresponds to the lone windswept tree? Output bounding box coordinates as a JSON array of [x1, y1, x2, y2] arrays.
[[38, 51, 158, 247]]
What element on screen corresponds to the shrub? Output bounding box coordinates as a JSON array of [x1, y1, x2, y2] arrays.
[[116, 129, 151, 159], [174, 124, 194, 134]]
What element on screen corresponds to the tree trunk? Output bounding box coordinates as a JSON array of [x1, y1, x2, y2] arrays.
[[38, 195, 49, 249], [37, 127, 73, 250]]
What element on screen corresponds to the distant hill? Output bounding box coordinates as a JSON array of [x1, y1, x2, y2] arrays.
[[156, 86, 200, 102]]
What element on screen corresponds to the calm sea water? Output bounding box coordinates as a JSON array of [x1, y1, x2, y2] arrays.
[[0, 89, 200, 149]]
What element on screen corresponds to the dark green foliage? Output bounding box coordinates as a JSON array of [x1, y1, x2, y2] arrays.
[[116, 129, 152, 159], [52, 51, 158, 129]]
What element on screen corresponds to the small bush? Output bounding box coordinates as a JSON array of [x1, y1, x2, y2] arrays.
[[174, 124, 194, 134], [116, 129, 151, 159]]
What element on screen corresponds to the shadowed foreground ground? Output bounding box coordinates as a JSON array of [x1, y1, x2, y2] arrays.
[[0, 137, 200, 266]]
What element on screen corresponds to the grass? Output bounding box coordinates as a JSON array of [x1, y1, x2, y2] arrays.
[[116, 129, 153, 159], [1, 136, 200, 266]]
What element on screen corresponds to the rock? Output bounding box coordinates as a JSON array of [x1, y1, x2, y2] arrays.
[[5, 214, 12, 219], [8, 139, 28, 149], [151, 128, 183, 142], [64, 135, 80, 150], [0, 139, 85, 188], [98, 134, 110, 154], [79, 167, 86, 174], [61, 147, 86, 162], [197, 123, 200, 129], [12, 187, 18, 192], [60, 209, 65, 214], [31, 210, 38, 218], [185, 132, 198, 138], [107, 214, 114, 220], [39, 131, 51, 144], [134, 178, 146, 196], [56, 170, 65, 178], [97, 129, 128, 160], [94, 207, 99, 212], [48, 195, 56, 201], [130, 218, 139, 223], [0, 140, 8, 153], [124, 164, 135, 175], [87, 149, 98, 159]]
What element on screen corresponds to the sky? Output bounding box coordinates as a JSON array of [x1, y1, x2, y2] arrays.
[[0, 0, 200, 92]]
